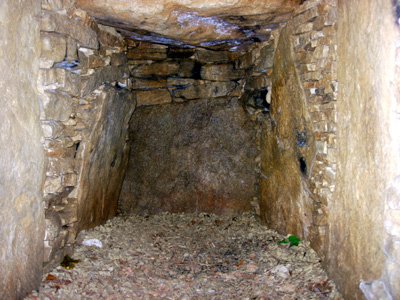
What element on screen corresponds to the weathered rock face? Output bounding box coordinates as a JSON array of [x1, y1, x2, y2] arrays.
[[76, 0, 301, 50], [333, 0, 400, 299], [0, 0, 45, 298], [75, 86, 135, 230], [259, 25, 315, 237], [37, 2, 134, 271], [120, 98, 257, 214]]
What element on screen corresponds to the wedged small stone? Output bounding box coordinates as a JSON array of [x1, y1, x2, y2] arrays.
[[134, 89, 171, 106], [41, 32, 66, 63], [43, 176, 63, 194], [41, 10, 98, 49], [254, 46, 274, 72], [44, 210, 62, 241], [178, 60, 196, 78], [111, 52, 128, 66], [200, 63, 244, 81], [236, 51, 254, 69], [57, 200, 78, 226], [66, 36, 78, 61], [78, 48, 108, 69], [93, 23, 125, 50], [80, 65, 127, 97], [194, 49, 237, 63], [62, 173, 77, 187], [38, 68, 81, 97], [46, 157, 76, 177], [39, 90, 73, 122], [42, 121, 64, 139]]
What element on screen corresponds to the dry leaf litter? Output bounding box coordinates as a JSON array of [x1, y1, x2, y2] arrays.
[[26, 212, 343, 300]]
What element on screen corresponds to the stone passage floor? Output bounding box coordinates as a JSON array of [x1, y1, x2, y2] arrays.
[[26, 212, 342, 300]]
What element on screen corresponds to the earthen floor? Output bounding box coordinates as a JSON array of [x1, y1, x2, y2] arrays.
[[26, 212, 342, 300]]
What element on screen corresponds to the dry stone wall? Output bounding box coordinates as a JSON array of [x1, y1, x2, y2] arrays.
[[37, 1, 134, 272], [120, 43, 265, 215], [259, 0, 338, 258]]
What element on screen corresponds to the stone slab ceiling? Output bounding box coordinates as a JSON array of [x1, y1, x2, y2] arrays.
[[76, 0, 301, 50]]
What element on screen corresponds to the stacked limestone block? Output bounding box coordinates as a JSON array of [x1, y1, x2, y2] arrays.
[[255, 0, 338, 278], [288, 0, 338, 259], [127, 41, 245, 105], [37, 0, 134, 271]]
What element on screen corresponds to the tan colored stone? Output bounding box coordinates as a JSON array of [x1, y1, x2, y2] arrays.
[[80, 65, 128, 97], [46, 157, 76, 177], [92, 23, 125, 50], [111, 52, 128, 66], [178, 60, 196, 78], [259, 25, 315, 244], [194, 49, 238, 63], [57, 200, 78, 226], [44, 176, 64, 194], [41, 0, 75, 11], [78, 48, 108, 69], [127, 48, 167, 61], [75, 87, 135, 230], [166, 78, 195, 87], [200, 63, 245, 81], [41, 32, 67, 63], [132, 61, 180, 78], [76, 0, 299, 49], [39, 90, 73, 121], [38, 68, 81, 96], [135, 89, 171, 106], [66, 36, 78, 61], [173, 81, 237, 99], [132, 79, 167, 90], [41, 10, 98, 49]]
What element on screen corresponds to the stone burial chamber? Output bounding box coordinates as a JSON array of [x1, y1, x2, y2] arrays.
[[1, 0, 400, 299]]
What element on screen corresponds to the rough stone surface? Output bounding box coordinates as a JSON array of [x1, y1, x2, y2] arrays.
[[39, 90, 73, 121], [134, 89, 172, 106], [76, 0, 300, 50], [75, 86, 135, 231], [332, 0, 399, 299], [41, 10, 99, 49], [0, 0, 45, 299], [259, 25, 315, 238], [120, 98, 257, 215], [173, 81, 237, 100], [40, 32, 67, 64], [200, 63, 245, 81]]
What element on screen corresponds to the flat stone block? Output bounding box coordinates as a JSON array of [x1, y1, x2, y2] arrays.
[[41, 32, 66, 63], [41, 10, 98, 49], [135, 89, 171, 106]]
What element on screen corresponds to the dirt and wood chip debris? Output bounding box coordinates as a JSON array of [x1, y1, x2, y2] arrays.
[[26, 212, 343, 300]]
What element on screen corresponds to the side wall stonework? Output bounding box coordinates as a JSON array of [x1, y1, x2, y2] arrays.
[[335, 0, 400, 298], [37, 2, 135, 271], [260, 0, 337, 257]]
